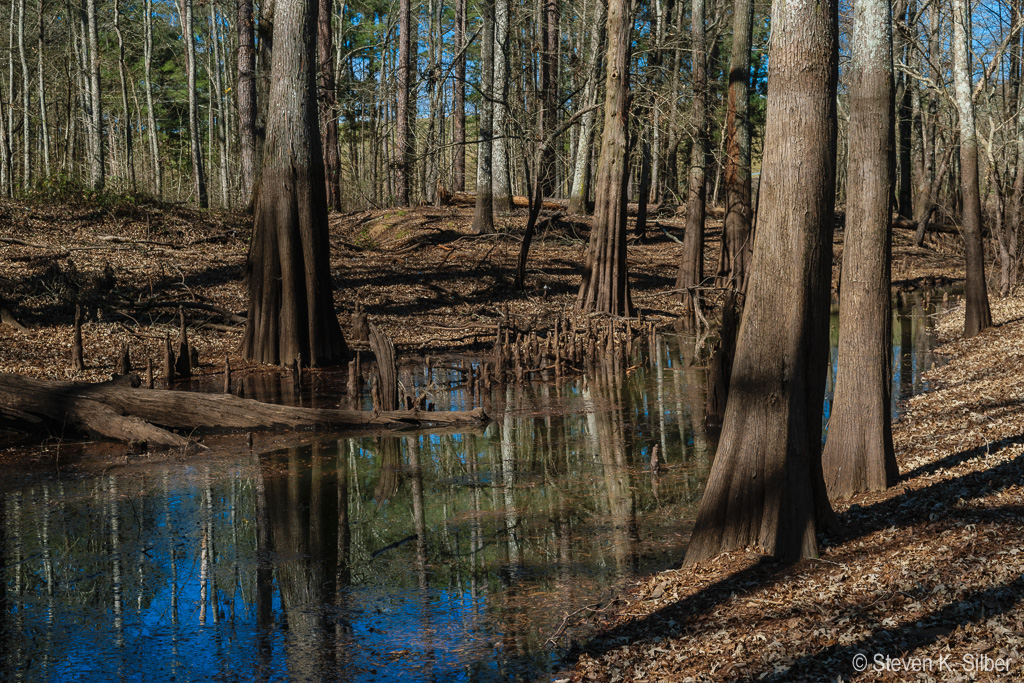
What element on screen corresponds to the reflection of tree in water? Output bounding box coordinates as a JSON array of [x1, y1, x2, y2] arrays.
[[259, 441, 352, 680], [372, 437, 405, 504], [585, 363, 640, 574]]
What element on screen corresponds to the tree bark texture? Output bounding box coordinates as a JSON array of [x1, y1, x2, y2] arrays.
[[821, 0, 898, 499], [36, 0, 50, 178], [718, 0, 753, 294], [114, 0, 134, 191], [241, 0, 348, 367], [472, 0, 495, 234], [453, 0, 467, 191], [491, 0, 511, 213], [181, 0, 208, 207], [684, 0, 838, 564], [539, 0, 559, 196], [237, 0, 258, 208], [568, 10, 604, 215], [576, 0, 632, 315], [952, 0, 992, 337], [317, 0, 341, 209], [17, 0, 29, 190], [676, 0, 707, 316], [85, 0, 104, 191], [394, 0, 413, 205], [144, 0, 162, 196]]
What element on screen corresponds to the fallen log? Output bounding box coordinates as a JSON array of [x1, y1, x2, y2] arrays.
[[0, 372, 491, 448], [891, 217, 966, 235], [450, 191, 567, 212]]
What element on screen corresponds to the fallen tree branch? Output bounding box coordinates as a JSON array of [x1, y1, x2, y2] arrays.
[[134, 300, 247, 324], [0, 372, 491, 447]]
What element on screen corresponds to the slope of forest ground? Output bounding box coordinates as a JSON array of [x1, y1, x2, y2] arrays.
[[0, 196, 963, 383], [563, 296, 1024, 682]]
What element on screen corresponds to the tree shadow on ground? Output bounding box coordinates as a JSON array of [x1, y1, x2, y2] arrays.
[[4, 260, 245, 327], [558, 436, 1024, 673], [737, 570, 1024, 681]]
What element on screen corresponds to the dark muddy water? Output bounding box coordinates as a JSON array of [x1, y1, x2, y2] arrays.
[[0, 290, 958, 681]]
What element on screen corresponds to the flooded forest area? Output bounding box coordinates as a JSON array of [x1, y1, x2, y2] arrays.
[[2, 196, 1022, 681], [3, 0, 1024, 674]]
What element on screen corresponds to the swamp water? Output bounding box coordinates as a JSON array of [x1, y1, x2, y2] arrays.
[[0, 291, 957, 681]]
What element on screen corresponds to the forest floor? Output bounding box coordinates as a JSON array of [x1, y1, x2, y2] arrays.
[[0, 195, 963, 384], [2, 197, 1022, 679], [561, 296, 1024, 681]]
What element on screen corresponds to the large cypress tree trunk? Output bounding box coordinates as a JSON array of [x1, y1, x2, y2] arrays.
[[952, 0, 992, 337], [675, 0, 707, 318], [241, 0, 348, 367], [318, 0, 341, 209], [237, 0, 257, 208], [717, 0, 754, 294], [576, 0, 632, 315], [821, 0, 898, 499], [683, 0, 838, 564]]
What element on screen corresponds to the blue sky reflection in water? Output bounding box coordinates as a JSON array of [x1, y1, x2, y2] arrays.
[[0, 289, 955, 681]]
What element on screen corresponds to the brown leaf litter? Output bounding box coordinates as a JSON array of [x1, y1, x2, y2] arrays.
[[559, 296, 1024, 682]]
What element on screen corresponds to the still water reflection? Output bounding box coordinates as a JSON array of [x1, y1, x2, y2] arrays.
[[0, 290, 956, 681]]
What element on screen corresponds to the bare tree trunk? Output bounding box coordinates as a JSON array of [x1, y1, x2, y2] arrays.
[[85, 0, 104, 190], [394, 0, 412, 205], [568, 11, 604, 215], [684, 0, 838, 564], [114, 0, 135, 192], [211, 4, 230, 208], [36, 0, 49, 179], [471, 0, 495, 234], [491, 0, 511, 213], [0, 67, 9, 194], [575, 0, 632, 315], [952, 0, 992, 337], [7, 0, 14, 187], [675, 0, 707, 317], [717, 0, 753, 293], [452, 0, 466, 191], [1008, 62, 1024, 293], [237, 0, 257, 208], [538, 0, 558, 196], [821, 0, 898, 499], [144, 0, 162, 195], [318, 0, 341, 209], [241, 0, 348, 366], [179, 0, 208, 207], [17, 0, 30, 190], [894, 0, 913, 219], [254, 0, 275, 199]]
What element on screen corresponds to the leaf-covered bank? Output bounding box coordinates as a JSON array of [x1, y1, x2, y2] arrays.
[[564, 297, 1024, 682]]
